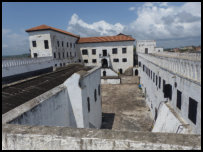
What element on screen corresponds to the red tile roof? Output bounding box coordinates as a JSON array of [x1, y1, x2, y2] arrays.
[[78, 33, 135, 44], [25, 24, 79, 38], [25, 25, 135, 43]]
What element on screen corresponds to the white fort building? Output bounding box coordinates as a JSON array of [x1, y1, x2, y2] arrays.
[[26, 24, 135, 75], [2, 24, 201, 150]]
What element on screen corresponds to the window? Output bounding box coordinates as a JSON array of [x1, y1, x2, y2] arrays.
[[143, 65, 145, 71], [94, 89, 97, 102], [67, 52, 69, 57], [58, 52, 61, 59], [163, 79, 165, 92], [44, 40, 49, 49], [112, 48, 117, 54], [113, 58, 119, 62], [62, 41, 63, 47], [98, 84, 100, 96], [70, 43, 72, 48], [156, 75, 158, 86], [92, 49, 96, 55], [75, 52, 76, 57], [151, 71, 152, 79], [164, 84, 172, 100], [32, 41, 37, 47], [67, 42, 69, 47], [159, 76, 161, 89], [82, 49, 88, 55], [87, 97, 90, 113], [188, 97, 198, 124], [92, 59, 97, 63], [122, 48, 127, 54], [54, 52, 56, 58], [177, 90, 182, 110], [34, 53, 38, 58], [139, 62, 141, 67], [103, 71, 106, 76], [153, 73, 155, 82], [119, 69, 123, 74], [63, 52, 64, 58], [55, 64, 57, 67], [57, 41, 60, 47], [122, 58, 127, 62], [70, 52, 72, 57], [84, 60, 88, 63], [145, 48, 148, 54], [148, 70, 150, 77], [135, 69, 138, 76]]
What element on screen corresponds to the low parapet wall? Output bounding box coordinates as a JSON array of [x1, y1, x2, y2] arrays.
[[2, 124, 201, 150]]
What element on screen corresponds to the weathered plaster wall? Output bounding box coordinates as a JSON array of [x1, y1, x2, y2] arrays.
[[3, 66, 102, 130], [80, 67, 102, 128], [138, 53, 201, 134], [152, 103, 190, 134], [78, 41, 134, 73], [101, 68, 118, 77], [2, 57, 53, 77], [7, 84, 76, 128], [136, 40, 156, 54], [101, 79, 120, 84], [2, 124, 201, 150]]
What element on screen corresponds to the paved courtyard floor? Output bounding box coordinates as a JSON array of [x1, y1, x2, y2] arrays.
[[101, 84, 153, 132]]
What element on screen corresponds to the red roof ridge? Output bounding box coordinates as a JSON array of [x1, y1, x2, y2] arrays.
[[25, 24, 79, 38], [78, 34, 135, 44]]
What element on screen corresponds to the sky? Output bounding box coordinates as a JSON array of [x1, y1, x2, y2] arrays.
[[2, 2, 201, 56]]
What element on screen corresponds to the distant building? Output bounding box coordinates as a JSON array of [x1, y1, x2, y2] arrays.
[[26, 25, 135, 75], [136, 40, 163, 54]]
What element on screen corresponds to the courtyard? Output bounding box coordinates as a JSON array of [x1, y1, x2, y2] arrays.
[[101, 83, 154, 132]]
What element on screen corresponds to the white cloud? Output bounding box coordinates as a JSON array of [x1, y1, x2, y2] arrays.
[[67, 13, 125, 37], [67, 2, 200, 48], [129, 7, 135, 11]]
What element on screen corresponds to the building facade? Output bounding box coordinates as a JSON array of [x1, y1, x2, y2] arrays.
[[26, 25, 80, 66], [26, 25, 135, 74], [137, 41, 201, 134], [78, 34, 135, 74]]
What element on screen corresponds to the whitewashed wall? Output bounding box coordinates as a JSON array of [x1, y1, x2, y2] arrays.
[[3, 67, 102, 129], [152, 103, 190, 134], [138, 53, 201, 134], [28, 31, 53, 58], [136, 40, 156, 54], [2, 57, 53, 78], [28, 30, 79, 64], [78, 41, 134, 73], [101, 68, 118, 77], [7, 85, 76, 128]]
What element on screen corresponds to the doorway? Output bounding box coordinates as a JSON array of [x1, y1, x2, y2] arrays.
[[103, 50, 107, 56], [103, 71, 106, 76], [102, 59, 108, 68]]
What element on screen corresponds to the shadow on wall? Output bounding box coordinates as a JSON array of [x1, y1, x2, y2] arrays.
[[101, 113, 115, 129]]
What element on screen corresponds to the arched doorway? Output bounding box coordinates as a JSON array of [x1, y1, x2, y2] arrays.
[[135, 69, 138, 76], [102, 59, 108, 68], [119, 68, 123, 74], [103, 71, 106, 76]]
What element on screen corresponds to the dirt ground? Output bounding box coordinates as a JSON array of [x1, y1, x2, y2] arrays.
[[101, 83, 153, 132]]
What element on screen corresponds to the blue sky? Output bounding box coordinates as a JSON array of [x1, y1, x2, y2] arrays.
[[2, 2, 201, 56]]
